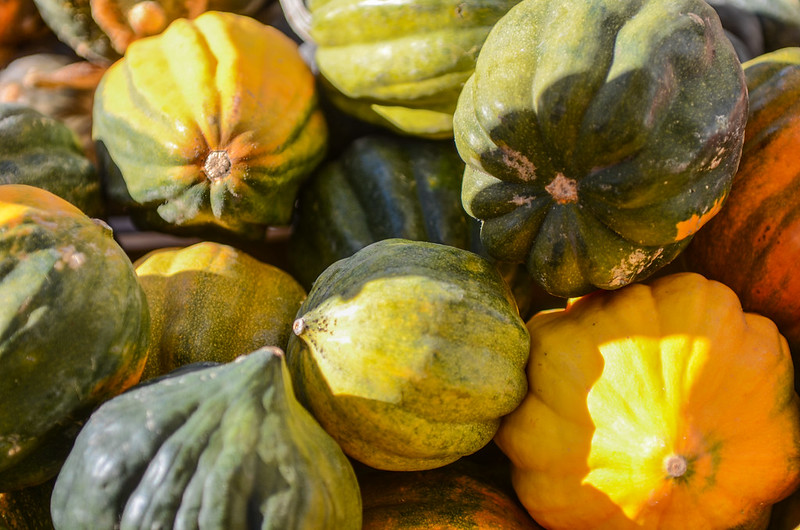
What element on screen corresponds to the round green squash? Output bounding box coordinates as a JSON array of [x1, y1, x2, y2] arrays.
[[287, 133, 473, 289], [300, 0, 520, 138], [453, 0, 748, 298], [50, 347, 362, 530], [286, 238, 530, 471], [0, 102, 102, 217], [0, 184, 149, 492], [134, 240, 307, 380]]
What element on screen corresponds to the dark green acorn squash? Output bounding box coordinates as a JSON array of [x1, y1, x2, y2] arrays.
[[301, 0, 520, 138], [0, 184, 149, 492], [50, 347, 362, 530], [286, 238, 530, 471], [453, 0, 748, 298], [0, 102, 102, 217]]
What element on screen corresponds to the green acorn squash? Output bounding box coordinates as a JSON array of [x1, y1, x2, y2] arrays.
[[453, 0, 748, 298], [50, 347, 362, 530], [0, 184, 149, 492], [0, 102, 102, 217], [286, 238, 530, 471]]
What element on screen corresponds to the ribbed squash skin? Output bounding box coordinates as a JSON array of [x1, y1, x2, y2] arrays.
[[287, 238, 530, 471], [495, 273, 800, 530], [687, 47, 800, 357], [50, 347, 362, 530], [310, 0, 520, 138], [0, 103, 102, 217], [0, 184, 149, 492], [93, 11, 327, 239], [454, 0, 747, 298], [288, 134, 472, 289], [134, 241, 307, 380]]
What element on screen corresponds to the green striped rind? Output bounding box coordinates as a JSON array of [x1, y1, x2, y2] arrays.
[[50, 348, 362, 530], [286, 238, 530, 471], [454, 0, 747, 298], [288, 134, 471, 289], [0, 104, 102, 218], [0, 190, 149, 491], [311, 0, 520, 137]]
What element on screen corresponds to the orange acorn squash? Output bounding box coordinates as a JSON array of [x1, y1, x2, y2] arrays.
[[495, 272, 800, 529], [93, 11, 327, 240]]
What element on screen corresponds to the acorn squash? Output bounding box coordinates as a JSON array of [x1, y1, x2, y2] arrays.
[[453, 0, 748, 298], [134, 240, 307, 380], [93, 11, 327, 240], [686, 47, 800, 362], [286, 238, 530, 471], [50, 347, 362, 529], [0, 102, 102, 217], [495, 272, 800, 529], [708, 0, 800, 59], [0, 184, 150, 492]]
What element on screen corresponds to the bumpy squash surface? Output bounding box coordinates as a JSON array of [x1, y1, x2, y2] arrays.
[[495, 272, 800, 529]]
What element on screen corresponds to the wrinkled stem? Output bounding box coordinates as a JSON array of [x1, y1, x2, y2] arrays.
[[279, 0, 313, 42], [664, 454, 688, 478]]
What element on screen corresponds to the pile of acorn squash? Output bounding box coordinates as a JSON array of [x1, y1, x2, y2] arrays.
[[2, 0, 800, 528]]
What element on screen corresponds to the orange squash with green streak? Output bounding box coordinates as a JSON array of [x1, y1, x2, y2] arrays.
[[134, 241, 307, 380], [686, 47, 800, 357], [93, 11, 327, 240], [495, 272, 800, 529]]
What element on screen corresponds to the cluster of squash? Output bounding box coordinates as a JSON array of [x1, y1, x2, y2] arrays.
[[3, 0, 800, 528]]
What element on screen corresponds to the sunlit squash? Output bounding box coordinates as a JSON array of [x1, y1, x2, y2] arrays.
[[495, 272, 800, 529], [286, 238, 530, 471], [134, 241, 307, 380], [0, 184, 149, 492], [298, 0, 520, 138], [686, 47, 800, 359], [453, 0, 748, 298], [93, 11, 327, 240]]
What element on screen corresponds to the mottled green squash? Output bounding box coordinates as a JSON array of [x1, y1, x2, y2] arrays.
[[0, 103, 102, 217], [454, 0, 747, 297], [0, 184, 149, 492], [50, 347, 362, 530], [286, 238, 530, 471]]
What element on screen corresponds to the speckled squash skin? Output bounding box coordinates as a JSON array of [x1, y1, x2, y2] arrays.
[[93, 11, 327, 240], [453, 0, 748, 298], [310, 0, 520, 138], [50, 347, 362, 530], [134, 241, 307, 380], [495, 273, 800, 529], [0, 184, 149, 492], [286, 238, 530, 471], [686, 48, 800, 363], [0, 103, 102, 217]]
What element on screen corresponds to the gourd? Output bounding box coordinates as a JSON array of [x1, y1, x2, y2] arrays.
[[134, 241, 307, 380], [453, 0, 748, 298], [708, 0, 800, 60], [686, 47, 800, 360], [283, 0, 520, 138], [0, 184, 150, 492], [495, 272, 800, 529], [0, 102, 102, 217], [286, 238, 530, 471], [0, 0, 48, 49], [93, 11, 327, 240], [50, 347, 362, 530]]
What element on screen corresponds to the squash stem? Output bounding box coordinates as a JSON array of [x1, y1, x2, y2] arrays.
[[664, 454, 688, 478], [279, 0, 313, 42]]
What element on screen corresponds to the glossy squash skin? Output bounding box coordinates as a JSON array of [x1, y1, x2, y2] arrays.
[[134, 241, 307, 380], [50, 347, 362, 530], [287, 133, 472, 289], [93, 11, 327, 240], [0, 102, 103, 217], [286, 238, 530, 471], [686, 47, 800, 357], [0, 184, 150, 492], [453, 0, 748, 298], [495, 272, 800, 529], [310, 0, 520, 138]]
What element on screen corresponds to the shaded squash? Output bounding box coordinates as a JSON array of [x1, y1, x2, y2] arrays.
[[0, 478, 55, 529]]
